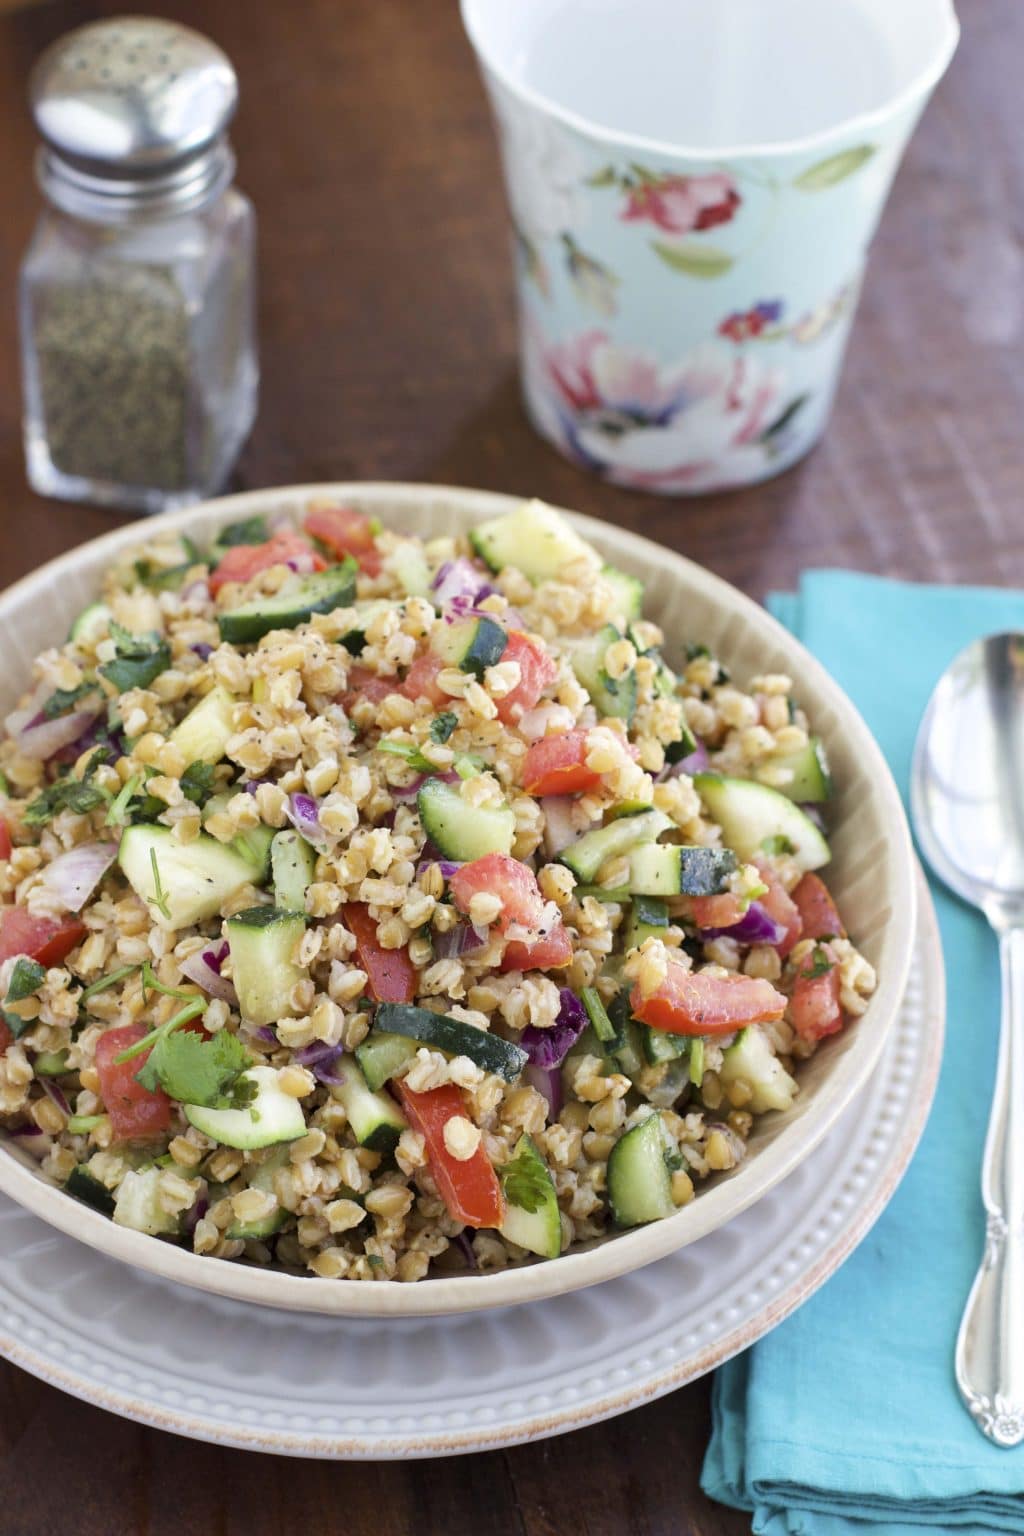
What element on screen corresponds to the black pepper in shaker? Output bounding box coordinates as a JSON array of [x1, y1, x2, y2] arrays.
[[19, 17, 259, 514]]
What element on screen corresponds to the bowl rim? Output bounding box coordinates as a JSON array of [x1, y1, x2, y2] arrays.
[[0, 482, 917, 1318]]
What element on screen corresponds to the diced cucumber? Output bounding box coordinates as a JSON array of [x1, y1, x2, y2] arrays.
[[559, 808, 672, 884], [720, 1026, 798, 1113], [332, 1053, 408, 1153], [604, 993, 645, 1079], [69, 600, 112, 646], [607, 1112, 677, 1227], [645, 1055, 695, 1110], [622, 895, 669, 952], [217, 561, 358, 645], [569, 624, 638, 723], [417, 777, 514, 859], [642, 1024, 688, 1065], [664, 719, 700, 763], [340, 600, 393, 655], [118, 824, 256, 931], [225, 1144, 289, 1239], [499, 1133, 561, 1259], [392, 545, 432, 597], [64, 1163, 115, 1216], [355, 1030, 420, 1092], [601, 565, 643, 623], [628, 843, 737, 897], [113, 1166, 181, 1236], [185, 1065, 306, 1149], [202, 794, 275, 880], [694, 773, 831, 873], [225, 907, 307, 1027], [373, 1003, 528, 1083], [33, 1049, 69, 1076], [757, 736, 832, 804], [271, 830, 316, 912], [170, 685, 236, 765], [430, 615, 507, 678], [469, 500, 594, 583]]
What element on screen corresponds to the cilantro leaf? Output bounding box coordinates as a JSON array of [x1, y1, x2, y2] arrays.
[[42, 682, 100, 720], [179, 760, 216, 806], [80, 963, 139, 1002], [133, 559, 194, 592], [137, 1028, 254, 1108], [0, 1005, 28, 1040], [430, 712, 458, 744], [215, 515, 269, 550], [24, 766, 110, 827], [500, 1140, 552, 1214], [6, 958, 45, 1003], [99, 622, 171, 694], [804, 945, 835, 980]]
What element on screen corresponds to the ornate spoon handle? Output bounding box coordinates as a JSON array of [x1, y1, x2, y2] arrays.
[[956, 922, 1024, 1446]]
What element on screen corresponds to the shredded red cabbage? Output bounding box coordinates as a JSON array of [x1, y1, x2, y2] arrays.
[[293, 1041, 346, 1085], [191, 642, 214, 660], [520, 988, 588, 1070], [524, 1061, 563, 1118], [700, 899, 787, 946], [286, 792, 328, 847], [660, 739, 709, 780]]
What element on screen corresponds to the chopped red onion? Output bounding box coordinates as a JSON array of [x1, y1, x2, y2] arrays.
[[700, 899, 787, 946], [251, 1024, 279, 1045], [286, 792, 329, 848], [414, 859, 462, 880], [432, 919, 486, 960], [285, 551, 320, 576], [293, 1041, 346, 1085], [41, 1078, 71, 1117], [390, 769, 459, 803], [520, 989, 588, 1070], [40, 841, 118, 912], [524, 1063, 563, 1119], [182, 1182, 209, 1237], [10, 1127, 50, 1159], [15, 708, 103, 762], [180, 944, 237, 1004], [181, 579, 211, 603], [662, 739, 709, 780], [452, 1230, 478, 1269], [540, 796, 578, 857], [191, 642, 214, 661], [431, 558, 488, 608]]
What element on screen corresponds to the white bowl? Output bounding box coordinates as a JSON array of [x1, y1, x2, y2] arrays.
[[0, 484, 916, 1316]]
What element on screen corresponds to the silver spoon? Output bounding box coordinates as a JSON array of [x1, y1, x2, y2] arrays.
[[912, 631, 1024, 1447]]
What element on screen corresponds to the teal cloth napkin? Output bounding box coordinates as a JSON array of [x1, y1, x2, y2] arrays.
[[701, 571, 1024, 1535]]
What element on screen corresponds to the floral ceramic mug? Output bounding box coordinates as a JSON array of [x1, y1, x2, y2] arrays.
[[462, 0, 959, 495]]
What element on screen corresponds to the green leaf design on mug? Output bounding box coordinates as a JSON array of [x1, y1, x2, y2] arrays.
[[794, 146, 876, 190], [650, 240, 734, 278]]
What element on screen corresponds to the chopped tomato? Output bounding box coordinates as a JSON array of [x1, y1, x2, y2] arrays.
[[495, 632, 559, 724], [631, 955, 786, 1036], [340, 666, 403, 710], [790, 944, 844, 1041], [521, 729, 602, 797], [304, 505, 382, 577], [687, 893, 746, 928], [499, 926, 573, 973], [792, 872, 845, 941], [0, 818, 11, 862], [402, 651, 448, 706], [209, 531, 326, 595], [0, 908, 85, 968], [755, 861, 803, 958], [343, 902, 417, 1003], [394, 1081, 505, 1229], [95, 1023, 172, 1143]]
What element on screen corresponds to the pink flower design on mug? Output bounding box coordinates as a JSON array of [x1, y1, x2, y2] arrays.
[[621, 171, 741, 235]]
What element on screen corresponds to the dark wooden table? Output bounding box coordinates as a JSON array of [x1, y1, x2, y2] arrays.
[[0, 1, 1015, 1531]]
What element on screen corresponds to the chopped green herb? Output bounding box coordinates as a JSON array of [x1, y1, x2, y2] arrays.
[[140, 961, 196, 1001], [663, 1147, 685, 1173], [113, 997, 205, 1066], [136, 1024, 254, 1108], [24, 765, 111, 827], [215, 514, 269, 550], [0, 1005, 28, 1040], [148, 847, 171, 921], [366, 1254, 385, 1269], [430, 712, 459, 743], [454, 754, 485, 779], [760, 834, 795, 856], [99, 622, 171, 694], [41, 681, 100, 719], [804, 945, 835, 980], [80, 963, 139, 1002], [689, 1037, 705, 1087], [6, 958, 45, 1003], [66, 1113, 104, 1134], [377, 739, 434, 773], [133, 558, 195, 591], [179, 760, 216, 806], [500, 1145, 552, 1213], [104, 772, 142, 828], [580, 986, 615, 1042]]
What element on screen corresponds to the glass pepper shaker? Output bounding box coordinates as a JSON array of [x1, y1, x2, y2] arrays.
[[19, 17, 258, 514]]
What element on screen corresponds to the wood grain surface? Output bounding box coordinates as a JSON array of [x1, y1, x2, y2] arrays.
[[0, 1, 1011, 1531]]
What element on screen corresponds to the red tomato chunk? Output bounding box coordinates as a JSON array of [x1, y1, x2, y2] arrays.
[[209, 531, 325, 595], [631, 956, 786, 1036], [0, 908, 85, 968], [394, 1081, 505, 1229], [343, 902, 417, 1003], [304, 505, 382, 576], [521, 729, 603, 796], [95, 1024, 172, 1143]]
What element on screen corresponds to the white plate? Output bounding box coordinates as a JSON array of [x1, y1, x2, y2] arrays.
[[0, 868, 942, 1458]]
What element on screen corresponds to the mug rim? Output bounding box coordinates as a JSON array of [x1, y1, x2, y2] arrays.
[[460, 0, 960, 163]]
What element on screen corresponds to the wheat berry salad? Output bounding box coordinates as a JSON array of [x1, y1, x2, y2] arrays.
[[0, 499, 876, 1282]]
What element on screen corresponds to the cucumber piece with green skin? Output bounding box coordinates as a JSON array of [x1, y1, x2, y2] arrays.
[[392, 545, 432, 597], [225, 907, 307, 1028], [499, 1133, 561, 1259], [693, 773, 831, 873], [569, 624, 638, 723], [33, 1049, 69, 1076], [271, 829, 317, 912], [340, 600, 394, 656], [225, 1144, 290, 1240], [469, 500, 595, 583], [628, 843, 737, 897], [430, 616, 507, 679], [202, 794, 275, 879], [65, 1163, 115, 1216], [118, 824, 257, 932], [720, 1026, 798, 1113], [645, 1055, 694, 1110], [185, 1065, 306, 1149], [416, 777, 515, 860], [113, 1166, 182, 1236], [373, 1004, 528, 1083], [332, 1053, 408, 1153], [642, 1024, 689, 1066], [663, 720, 700, 763], [69, 601, 112, 646], [603, 993, 645, 1078], [757, 736, 832, 804], [170, 685, 236, 766], [355, 1030, 420, 1092], [601, 565, 643, 623], [217, 561, 358, 645], [558, 809, 672, 885], [607, 1113, 677, 1227], [622, 895, 669, 952]]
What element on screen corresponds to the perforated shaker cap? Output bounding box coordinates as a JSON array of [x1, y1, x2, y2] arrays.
[[29, 16, 239, 219]]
